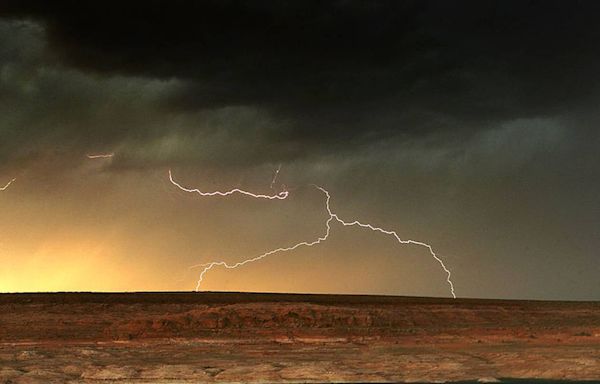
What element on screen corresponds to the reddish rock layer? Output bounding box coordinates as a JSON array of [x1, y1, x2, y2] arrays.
[[0, 292, 598, 382]]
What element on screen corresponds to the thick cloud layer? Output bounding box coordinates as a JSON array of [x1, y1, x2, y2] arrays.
[[0, 2, 598, 298], [2, 0, 600, 163]]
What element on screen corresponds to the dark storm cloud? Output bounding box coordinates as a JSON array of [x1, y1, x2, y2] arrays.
[[3, 0, 600, 150], [0, 1, 599, 300], [0, 19, 179, 169], [1, 1, 600, 175]]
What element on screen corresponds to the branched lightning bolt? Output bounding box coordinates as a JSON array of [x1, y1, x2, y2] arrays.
[[189, 187, 335, 291], [86, 153, 114, 159], [1, 178, 15, 191], [182, 178, 456, 298], [169, 169, 289, 200]]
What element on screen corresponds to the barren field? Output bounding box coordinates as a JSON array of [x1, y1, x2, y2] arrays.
[[0, 292, 598, 383]]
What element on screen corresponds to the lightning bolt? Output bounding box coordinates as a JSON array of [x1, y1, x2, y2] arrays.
[[86, 153, 114, 159], [169, 169, 289, 200], [177, 172, 457, 298], [1, 178, 15, 191], [329, 201, 456, 299], [270, 164, 282, 190], [189, 186, 335, 291]]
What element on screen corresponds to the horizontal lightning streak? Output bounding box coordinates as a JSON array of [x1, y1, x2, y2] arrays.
[[169, 169, 289, 200], [1, 178, 16, 191], [86, 153, 114, 159]]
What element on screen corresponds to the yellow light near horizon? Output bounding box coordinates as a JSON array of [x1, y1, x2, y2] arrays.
[[0, 238, 125, 292]]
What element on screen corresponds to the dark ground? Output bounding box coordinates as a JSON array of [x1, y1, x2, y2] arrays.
[[1, 292, 599, 383]]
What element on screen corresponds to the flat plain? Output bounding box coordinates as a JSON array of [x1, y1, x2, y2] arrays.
[[0, 292, 598, 383]]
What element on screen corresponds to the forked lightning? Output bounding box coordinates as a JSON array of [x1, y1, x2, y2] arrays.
[[170, 170, 456, 298]]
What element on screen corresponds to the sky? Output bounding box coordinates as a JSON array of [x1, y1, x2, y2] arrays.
[[0, 1, 598, 299]]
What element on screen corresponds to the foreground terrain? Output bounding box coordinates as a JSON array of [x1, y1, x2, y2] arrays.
[[0, 292, 598, 383]]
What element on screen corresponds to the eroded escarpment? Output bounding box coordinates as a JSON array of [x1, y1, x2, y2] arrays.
[[0, 292, 599, 383]]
